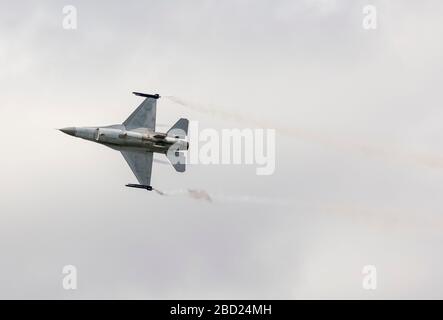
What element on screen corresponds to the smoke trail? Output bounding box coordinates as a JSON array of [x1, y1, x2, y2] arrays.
[[153, 186, 443, 232], [210, 193, 290, 206], [163, 96, 443, 231], [166, 96, 443, 169], [152, 186, 443, 231], [153, 187, 290, 206]]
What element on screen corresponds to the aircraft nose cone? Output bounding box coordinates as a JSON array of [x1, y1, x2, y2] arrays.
[[59, 127, 76, 136]]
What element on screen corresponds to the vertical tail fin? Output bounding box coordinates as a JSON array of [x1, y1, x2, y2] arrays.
[[167, 118, 189, 138]]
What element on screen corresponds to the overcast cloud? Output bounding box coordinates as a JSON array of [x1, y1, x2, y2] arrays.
[[1, 0, 443, 299]]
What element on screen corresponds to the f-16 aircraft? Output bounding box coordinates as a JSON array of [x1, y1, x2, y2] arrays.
[[59, 92, 189, 191]]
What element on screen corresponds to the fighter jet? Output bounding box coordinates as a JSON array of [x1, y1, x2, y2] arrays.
[[59, 92, 189, 191]]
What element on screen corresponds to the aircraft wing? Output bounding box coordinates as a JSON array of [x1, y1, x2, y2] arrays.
[[123, 93, 159, 131], [121, 150, 153, 186]]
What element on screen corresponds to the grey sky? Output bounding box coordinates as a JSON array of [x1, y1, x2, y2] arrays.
[[1, 0, 443, 299]]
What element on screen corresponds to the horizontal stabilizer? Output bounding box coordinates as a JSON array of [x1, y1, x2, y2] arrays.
[[167, 118, 189, 139], [166, 151, 186, 173]]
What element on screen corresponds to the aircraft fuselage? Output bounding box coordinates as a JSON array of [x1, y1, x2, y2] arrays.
[[60, 125, 189, 154]]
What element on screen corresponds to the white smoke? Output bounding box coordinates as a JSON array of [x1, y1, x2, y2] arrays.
[[153, 187, 290, 206], [166, 96, 443, 169]]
